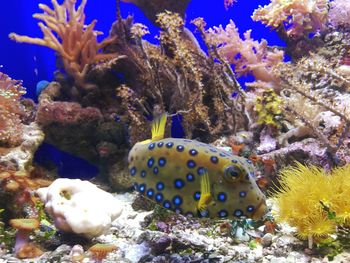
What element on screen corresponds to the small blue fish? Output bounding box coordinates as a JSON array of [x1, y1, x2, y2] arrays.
[[36, 80, 50, 97], [128, 114, 267, 219]]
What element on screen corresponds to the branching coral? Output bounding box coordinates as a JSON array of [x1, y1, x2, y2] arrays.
[[252, 0, 330, 39], [273, 163, 350, 248], [207, 20, 284, 91], [0, 72, 26, 147], [9, 0, 117, 87]]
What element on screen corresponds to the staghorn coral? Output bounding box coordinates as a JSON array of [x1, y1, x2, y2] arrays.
[[252, 0, 330, 39], [9, 0, 117, 87], [328, 0, 350, 29], [207, 20, 284, 91], [273, 163, 350, 248], [0, 72, 26, 148]]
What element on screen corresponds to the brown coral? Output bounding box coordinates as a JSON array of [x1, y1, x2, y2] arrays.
[[0, 72, 26, 147], [9, 0, 117, 87]]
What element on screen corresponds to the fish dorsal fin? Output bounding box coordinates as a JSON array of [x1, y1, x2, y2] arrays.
[[151, 113, 167, 142], [197, 169, 215, 216]]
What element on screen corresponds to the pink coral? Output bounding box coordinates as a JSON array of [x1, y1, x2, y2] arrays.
[[252, 0, 329, 39], [0, 72, 26, 147], [328, 0, 350, 28], [207, 20, 284, 90]]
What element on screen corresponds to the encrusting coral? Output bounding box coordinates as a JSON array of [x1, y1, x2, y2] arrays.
[[9, 0, 117, 87], [273, 162, 350, 248]]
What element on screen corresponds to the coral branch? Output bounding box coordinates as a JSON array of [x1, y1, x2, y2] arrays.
[[9, 0, 117, 87]]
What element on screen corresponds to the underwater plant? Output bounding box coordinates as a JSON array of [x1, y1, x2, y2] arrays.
[[273, 162, 350, 248], [252, 0, 330, 39], [9, 0, 117, 87], [0, 72, 26, 148]]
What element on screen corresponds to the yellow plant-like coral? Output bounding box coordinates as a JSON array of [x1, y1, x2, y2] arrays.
[[273, 163, 350, 245]]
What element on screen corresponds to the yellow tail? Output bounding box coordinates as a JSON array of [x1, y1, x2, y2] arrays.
[[139, 113, 168, 144]]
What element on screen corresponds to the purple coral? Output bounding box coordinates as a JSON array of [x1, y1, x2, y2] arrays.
[[328, 0, 350, 28]]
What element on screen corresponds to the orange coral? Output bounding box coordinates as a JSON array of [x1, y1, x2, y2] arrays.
[[9, 0, 117, 86], [0, 72, 26, 147]]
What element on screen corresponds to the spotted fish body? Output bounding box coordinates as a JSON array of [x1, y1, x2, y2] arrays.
[[128, 136, 267, 219]]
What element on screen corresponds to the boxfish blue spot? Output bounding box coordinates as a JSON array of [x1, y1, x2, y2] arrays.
[[147, 189, 154, 198], [189, 149, 198, 156], [139, 184, 146, 193], [141, 170, 147, 178], [210, 148, 217, 153], [157, 142, 164, 147], [174, 179, 185, 189], [176, 145, 185, 152], [155, 193, 163, 202], [158, 157, 166, 167], [133, 183, 138, 190], [147, 157, 154, 168], [234, 209, 243, 217], [239, 191, 247, 198], [166, 142, 174, 148], [153, 167, 159, 174], [186, 173, 194, 182], [172, 195, 183, 206], [130, 167, 137, 176], [231, 159, 238, 163], [246, 159, 252, 164], [218, 210, 228, 218], [148, 143, 155, 150], [219, 153, 227, 157], [193, 191, 201, 201], [217, 192, 227, 202], [163, 200, 171, 209], [156, 182, 165, 191], [187, 160, 196, 168], [210, 156, 219, 164], [197, 167, 205, 175], [247, 205, 255, 212]]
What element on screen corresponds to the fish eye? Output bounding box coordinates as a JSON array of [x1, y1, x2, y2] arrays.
[[224, 166, 243, 183]]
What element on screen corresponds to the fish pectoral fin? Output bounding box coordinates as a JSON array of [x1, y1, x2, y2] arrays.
[[197, 169, 214, 216], [151, 113, 167, 141]]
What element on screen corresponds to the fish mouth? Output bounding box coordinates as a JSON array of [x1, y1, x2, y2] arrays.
[[251, 199, 267, 220]]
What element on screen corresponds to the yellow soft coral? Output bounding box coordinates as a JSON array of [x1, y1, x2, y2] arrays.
[[273, 163, 350, 247]]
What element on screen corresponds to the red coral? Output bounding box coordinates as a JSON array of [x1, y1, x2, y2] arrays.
[[0, 72, 26, 147]]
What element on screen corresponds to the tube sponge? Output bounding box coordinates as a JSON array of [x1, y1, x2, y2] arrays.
[[273, 163, 350, 241], [37, 178, 123, 238]]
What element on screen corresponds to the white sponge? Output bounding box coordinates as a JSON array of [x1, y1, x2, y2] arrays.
[[37, 178, 122, 238]]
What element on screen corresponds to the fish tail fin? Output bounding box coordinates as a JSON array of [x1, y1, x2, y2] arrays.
[[151, 113, 167, 141]]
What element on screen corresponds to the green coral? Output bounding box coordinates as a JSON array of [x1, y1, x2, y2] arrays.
[[254, 88, 282, 128]]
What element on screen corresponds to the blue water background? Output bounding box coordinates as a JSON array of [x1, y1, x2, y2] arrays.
[[0, 0, 284, 178]]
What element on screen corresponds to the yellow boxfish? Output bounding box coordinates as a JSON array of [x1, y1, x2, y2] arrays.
[[128, 114, 267, 219]]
